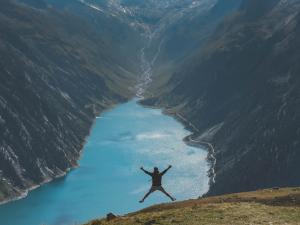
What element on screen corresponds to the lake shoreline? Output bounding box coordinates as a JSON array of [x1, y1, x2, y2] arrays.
[[0, 169, 71, 206], [0, 99, 127, 206], [137, 99, 216, 195], [0, 98, 210, 225]]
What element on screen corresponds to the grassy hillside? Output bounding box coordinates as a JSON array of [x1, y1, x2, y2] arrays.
[[85, 188, 300, 225]]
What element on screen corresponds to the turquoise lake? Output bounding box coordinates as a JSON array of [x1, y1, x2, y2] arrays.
[[0, 100, 209, 225]]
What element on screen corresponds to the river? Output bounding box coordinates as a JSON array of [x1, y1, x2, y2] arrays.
[[0, 99, 209, 225]]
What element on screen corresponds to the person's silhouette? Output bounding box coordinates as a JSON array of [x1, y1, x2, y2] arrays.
[[139, 165, 176, 203]]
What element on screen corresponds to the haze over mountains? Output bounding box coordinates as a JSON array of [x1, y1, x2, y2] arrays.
[[0, 0, 299, 206]]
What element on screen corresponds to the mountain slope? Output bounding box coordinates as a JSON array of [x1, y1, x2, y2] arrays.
[[0, 0, 231, 204], [85, 187, 300, 225], [0, 0, 141, 203], [143, 0, 300, 195], [145, 0, 242, 97]]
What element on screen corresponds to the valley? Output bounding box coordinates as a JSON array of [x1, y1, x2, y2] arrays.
[[0, 100, 209, 225], [0, 1, 299, 225]]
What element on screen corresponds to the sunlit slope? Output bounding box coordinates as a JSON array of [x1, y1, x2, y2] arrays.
[[85, 187, 300, 225]]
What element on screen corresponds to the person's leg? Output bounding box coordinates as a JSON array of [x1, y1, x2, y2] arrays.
[[159, 187, 176, 201], [139, 188, 154, 203]]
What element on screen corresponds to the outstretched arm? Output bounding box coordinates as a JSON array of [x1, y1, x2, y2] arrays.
[[140, 167, 152, 176], [161, 165, 172, 176]]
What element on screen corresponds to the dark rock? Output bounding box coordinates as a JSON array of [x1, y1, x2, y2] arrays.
[[106, 213, 117, 221]]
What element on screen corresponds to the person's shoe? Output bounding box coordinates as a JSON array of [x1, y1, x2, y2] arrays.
[[139, 200, 144, 203], [171, 197, 176, 201]]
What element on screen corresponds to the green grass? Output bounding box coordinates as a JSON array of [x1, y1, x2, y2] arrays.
[[85, 188, 300, 225]]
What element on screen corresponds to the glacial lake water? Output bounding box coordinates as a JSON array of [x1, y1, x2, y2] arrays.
[[0, 100, 209, 225]]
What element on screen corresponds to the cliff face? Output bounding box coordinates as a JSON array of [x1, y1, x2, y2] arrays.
[[145, 0, 300, 195], [0, 1, 141, 202]]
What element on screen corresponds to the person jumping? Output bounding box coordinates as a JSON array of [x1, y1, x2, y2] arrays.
[[139, 165, 176, 203]]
